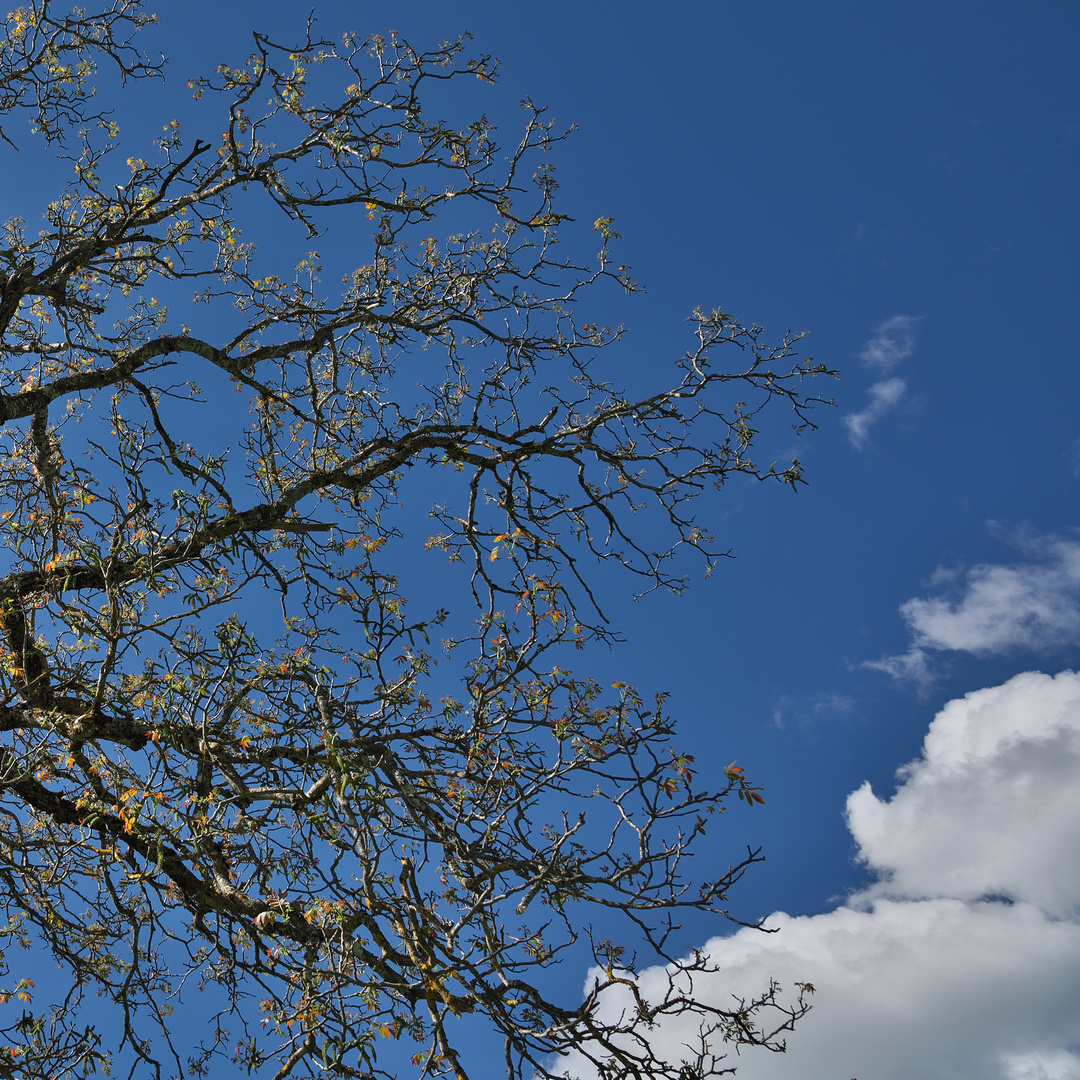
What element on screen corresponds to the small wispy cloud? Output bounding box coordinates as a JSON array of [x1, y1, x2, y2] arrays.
[[1065, 435, 1080, 478], [772, 691, 857, 729], [859, 313, 921, 371], [867, 529, 1080, 686], [845, 315, 921, 449], [844, 376, 907, 450]]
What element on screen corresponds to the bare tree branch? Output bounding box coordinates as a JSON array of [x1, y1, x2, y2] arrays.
[[0, 6, 832, 1079]]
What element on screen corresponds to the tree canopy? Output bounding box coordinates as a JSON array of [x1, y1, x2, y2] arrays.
[[0, 4, 831, 1078]]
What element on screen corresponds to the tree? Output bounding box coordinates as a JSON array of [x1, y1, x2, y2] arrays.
[[0, 4, 830, 1078]]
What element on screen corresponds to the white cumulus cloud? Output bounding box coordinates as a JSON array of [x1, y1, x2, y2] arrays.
[[849, 671, 1080, 916], [868, 531, 1080, 684], [558, 671, 1080, 1080]]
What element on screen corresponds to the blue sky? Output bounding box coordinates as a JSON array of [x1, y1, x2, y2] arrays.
[[10, 1, 1080, 1076]]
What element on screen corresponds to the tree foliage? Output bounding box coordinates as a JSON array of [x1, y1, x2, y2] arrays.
[[0, 4, 830, 1078]]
